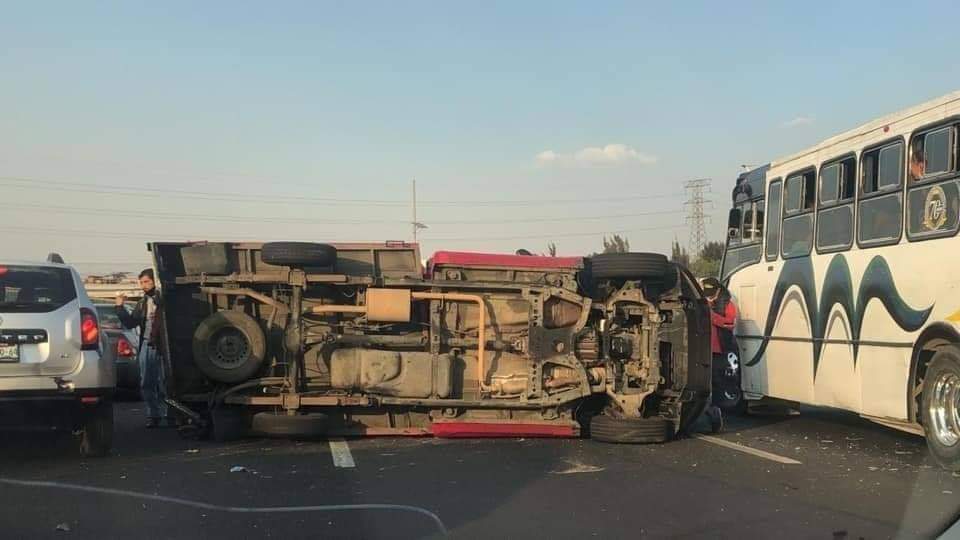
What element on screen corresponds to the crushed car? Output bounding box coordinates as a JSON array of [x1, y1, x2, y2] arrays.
[[150, 241, 711, 442]]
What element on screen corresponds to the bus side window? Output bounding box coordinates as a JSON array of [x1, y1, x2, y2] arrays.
[[765, 181, 782, 261], [816, 156, 856, 253], [911, 126, 955, 182], [859, 141, 904, 246], [782, 169, 816, 258], [741, 204, 754, 241], [754, 200, 765, 238]]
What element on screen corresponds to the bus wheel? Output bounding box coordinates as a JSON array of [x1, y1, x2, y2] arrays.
[[921, 346, 960, 471], [589, 415, 672, 444]]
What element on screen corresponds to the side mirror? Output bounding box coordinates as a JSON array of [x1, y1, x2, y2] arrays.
[[727, 208, 742, 229]]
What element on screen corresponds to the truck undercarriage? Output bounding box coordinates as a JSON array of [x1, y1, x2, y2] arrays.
[[152, 241, 711, 442]]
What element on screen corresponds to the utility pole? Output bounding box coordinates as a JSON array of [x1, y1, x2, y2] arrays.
[[411, 178, 427, 243], [684, 178, 711, 259]]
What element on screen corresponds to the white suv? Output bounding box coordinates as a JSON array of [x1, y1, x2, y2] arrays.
[[0, 255, 115, 456]]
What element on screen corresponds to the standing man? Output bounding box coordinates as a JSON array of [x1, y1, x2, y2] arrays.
[[116, 268, 169, 428], [701, 277, 739, 433]]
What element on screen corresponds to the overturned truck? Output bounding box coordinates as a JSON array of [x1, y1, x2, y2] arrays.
[[152, 241, 711, 442]]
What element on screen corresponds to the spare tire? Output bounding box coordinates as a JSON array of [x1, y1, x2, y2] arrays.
[[192, 311, 267, 384], [262, 242, 336, 267], [590, 253, 670, 281], [251, 412, 329, 438], [589, 415, 673, 444]]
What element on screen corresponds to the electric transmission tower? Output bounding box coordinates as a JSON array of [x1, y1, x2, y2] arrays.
[[684, 178, 711, 258]]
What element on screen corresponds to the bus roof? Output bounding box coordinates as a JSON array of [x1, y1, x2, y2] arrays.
[[771, 90, 960, 172]]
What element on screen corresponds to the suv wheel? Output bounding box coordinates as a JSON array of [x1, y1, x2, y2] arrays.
[[589, 414, 673, 444], [78, 401, 113, 457], [589, 253, 671, 281], [192, 311, 267, 384]]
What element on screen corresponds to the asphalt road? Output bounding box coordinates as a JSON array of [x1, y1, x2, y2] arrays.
[[1, 403, 959, 539]]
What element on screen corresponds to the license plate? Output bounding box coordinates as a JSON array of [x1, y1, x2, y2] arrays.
[[0, 344, 19, 362]]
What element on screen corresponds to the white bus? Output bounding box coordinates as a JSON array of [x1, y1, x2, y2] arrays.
[[721, 90, 960, 471]]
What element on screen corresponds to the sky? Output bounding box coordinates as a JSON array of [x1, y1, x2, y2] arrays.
[[2, 1, 959, 274]]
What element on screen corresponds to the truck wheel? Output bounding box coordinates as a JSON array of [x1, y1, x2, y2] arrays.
[[921, 346, 960, 471], [251, 412, 329, 438], [78, 401, 114, 457], [590, 415, 672, 444], [192, 311, 267, 384], [589, 253, 670, 281], [262, 242, 337, 267]]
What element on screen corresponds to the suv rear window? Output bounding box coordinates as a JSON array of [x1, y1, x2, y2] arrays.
[[0, 265, 77, 313]]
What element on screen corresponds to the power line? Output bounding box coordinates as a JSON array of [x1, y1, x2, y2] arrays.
[[0, 176, 685, 208], [0, 223, 685, 243], [420, 223, 686, 242], [0, 201, 682, 226]]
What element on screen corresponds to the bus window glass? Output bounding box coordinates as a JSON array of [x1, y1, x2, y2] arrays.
[[754, 200, 765, 238], [858, 192, 902, 244], [765, 182, 782, 260], [820, 163, 840, 205], [841, 160, 856, 200], [785, 175, 803, 213], [907, 179, 960, 238], [863, 142, 903, 194], [816, 205, 854, 251], [742, 205, 754, 241], [878, 144, 903, 190], [782, 214, 813, 258], [922, 127, 953, 177]]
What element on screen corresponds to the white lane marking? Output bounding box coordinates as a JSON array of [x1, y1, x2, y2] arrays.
[[329, 438, 356, 468], [0, 477, 447, 536], [693, 434, 802, 465]]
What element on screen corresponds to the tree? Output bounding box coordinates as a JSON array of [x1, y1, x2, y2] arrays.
[[546, 242, 558, 257], [670, 240, 690, 268], [700, 241, 724, 262], [690, 257, 720, 278], [689, 240, 723, 278], [601, 235, 630, 254]]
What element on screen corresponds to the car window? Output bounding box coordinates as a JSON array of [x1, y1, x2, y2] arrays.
[[95, 305, 123, 329]]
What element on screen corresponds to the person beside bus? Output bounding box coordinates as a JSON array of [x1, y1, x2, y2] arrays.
[[116, 269, 171, 429], [701, 277, 739, 432]]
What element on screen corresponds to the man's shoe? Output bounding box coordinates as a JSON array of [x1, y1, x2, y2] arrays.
[[145, 417, 160, 429]]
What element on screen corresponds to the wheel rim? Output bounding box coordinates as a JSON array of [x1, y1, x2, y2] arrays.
[[928, 371, 960, 447], [209, 327, 251, 370]]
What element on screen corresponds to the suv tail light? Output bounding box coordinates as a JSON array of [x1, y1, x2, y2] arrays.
[[116, 336, 135, 358], [80, 308, 100, 351]]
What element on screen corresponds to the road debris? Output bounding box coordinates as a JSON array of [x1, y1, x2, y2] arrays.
[[55, 522, 71, 532], [551, 460, 605, 475]]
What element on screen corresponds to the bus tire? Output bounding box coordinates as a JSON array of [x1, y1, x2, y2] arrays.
[[589, 253, 671, 281], [262, 242, 337, 267], [192, 311, 267, 384], [589, 415, 672, 444], [921, 346, 960, 471]]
